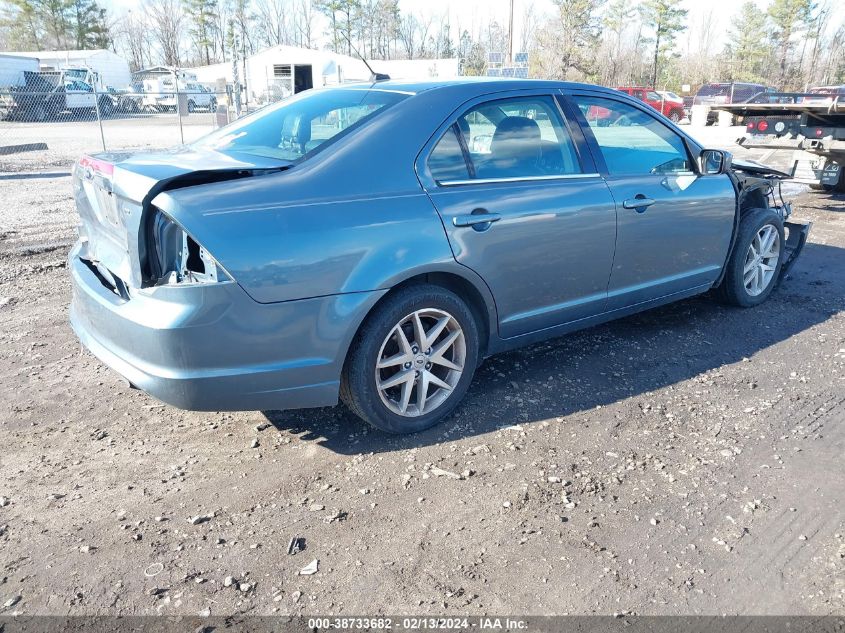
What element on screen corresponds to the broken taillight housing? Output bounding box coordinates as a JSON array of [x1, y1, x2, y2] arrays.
[[151, 209, 232, 286]]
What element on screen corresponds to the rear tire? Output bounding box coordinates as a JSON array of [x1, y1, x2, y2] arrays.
[[809, 182, 835, 192], [98, 97, 113, 117], [341, 284, 479, 434], [32, 103, 47, 122], [717, 208, 785, 307]]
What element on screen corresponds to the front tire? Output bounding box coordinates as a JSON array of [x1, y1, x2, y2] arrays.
[[341, 284, 479, 434], [717, 208, 785, 307]]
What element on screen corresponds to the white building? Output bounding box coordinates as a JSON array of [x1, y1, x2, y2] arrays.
[[188, 45, 461, 104], [0, 53, 38, 88], [2, 49, 132, 89]]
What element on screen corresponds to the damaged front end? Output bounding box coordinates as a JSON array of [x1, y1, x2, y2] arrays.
[[729, 158, 811, 282]]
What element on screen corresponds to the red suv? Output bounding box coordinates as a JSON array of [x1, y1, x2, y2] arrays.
[[616, 86, 685, 123]]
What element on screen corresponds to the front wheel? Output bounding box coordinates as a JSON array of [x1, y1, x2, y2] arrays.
[[98, 97, 113, 117], [717, 208, 784, 307], [341, 284, 479, 434]]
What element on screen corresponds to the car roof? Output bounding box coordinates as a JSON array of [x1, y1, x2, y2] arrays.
[[335, 77, 623, 97]]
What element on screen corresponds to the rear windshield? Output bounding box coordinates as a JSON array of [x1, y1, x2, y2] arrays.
[[195, 88, 407, 161], [697, 83, 764, 97], [696, 84, 730, 97]]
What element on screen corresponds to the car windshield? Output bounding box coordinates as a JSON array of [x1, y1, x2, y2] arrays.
[[195, 88, 408, 161]]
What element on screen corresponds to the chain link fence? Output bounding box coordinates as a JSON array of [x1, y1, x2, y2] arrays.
[[0, 76, 277, 172]]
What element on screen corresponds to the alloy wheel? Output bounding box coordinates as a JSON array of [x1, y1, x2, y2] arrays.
[[375, 308, 466, 417], [743, 224, 780, 296]]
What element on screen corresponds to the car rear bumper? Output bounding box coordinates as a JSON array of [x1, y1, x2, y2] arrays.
[[69, 241, 384, 411]]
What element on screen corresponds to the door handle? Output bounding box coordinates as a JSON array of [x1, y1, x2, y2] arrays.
[[622, 196, 656, 211], [453, 212, 502, 228]]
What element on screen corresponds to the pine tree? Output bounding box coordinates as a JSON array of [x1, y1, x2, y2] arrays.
[[4, 0, 44, 49], [767, 0, 813, 88], [185, 0, 217, 65], [640, 0, 687, 87], [70, 0, 109, 49], [536, 0, 604, 81], [4, 0, 110, 50], [603, 0, 635, 85], [40, 0, 73, 48], [725, 1, 770, 82]]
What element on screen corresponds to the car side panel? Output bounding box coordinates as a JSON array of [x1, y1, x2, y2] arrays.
[[155, 186, 457, 304], [603, 173, 736, 308]]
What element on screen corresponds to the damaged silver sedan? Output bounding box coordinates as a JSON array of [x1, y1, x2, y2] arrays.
[[70, 79, 810, 433]]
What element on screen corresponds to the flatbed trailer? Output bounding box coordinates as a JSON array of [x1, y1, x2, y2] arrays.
[[715, 94, 845, 192]]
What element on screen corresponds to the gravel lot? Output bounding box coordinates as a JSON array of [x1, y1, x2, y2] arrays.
[[0, 120, 843, 617]]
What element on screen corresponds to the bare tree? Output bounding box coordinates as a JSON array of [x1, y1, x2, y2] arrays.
[[295, 0, 316, 48], [148, 0, 184, 66], [113, 8, 153, 71], [519, 1, 537, 55], [254, 0, 291, 47]]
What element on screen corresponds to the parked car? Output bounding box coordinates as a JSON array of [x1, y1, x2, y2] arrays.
[[693, 82, 773, 124], [142, 77, 216, 113], [616, 86, 686, 122], [108, 82, 144, 114], [69, 79, 809, 433]]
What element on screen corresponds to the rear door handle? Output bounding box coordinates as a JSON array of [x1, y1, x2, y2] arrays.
[[453, 212, 502, 227], [622, 196, 656, 210]]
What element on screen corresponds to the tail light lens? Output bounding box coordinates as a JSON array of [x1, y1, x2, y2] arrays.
[[151, 210, 231, 286], [747, 121, 756, 131], [757, 120, 769, 132], [815, 128, 824, 137]]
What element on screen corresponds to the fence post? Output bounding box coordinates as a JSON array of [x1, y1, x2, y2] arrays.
[[175, 70, 185, 145], [92, 82, 107, 152]]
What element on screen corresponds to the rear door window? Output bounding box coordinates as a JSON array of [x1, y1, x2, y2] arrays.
[[574, 96, 693, 176], [436, 95, 582, 182], [428, 127, 470, 182]]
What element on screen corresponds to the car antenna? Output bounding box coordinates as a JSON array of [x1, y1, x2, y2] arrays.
[[341, 33, 390, 83]]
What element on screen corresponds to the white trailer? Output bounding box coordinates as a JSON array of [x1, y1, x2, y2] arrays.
[[2, 49, 131, 90], [0, 54, 38, 88]]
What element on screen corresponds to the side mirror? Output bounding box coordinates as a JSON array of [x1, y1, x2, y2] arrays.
[[700, 149, 730, 175]]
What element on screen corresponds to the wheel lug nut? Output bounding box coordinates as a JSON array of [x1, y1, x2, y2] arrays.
[[404, 362, 411, 369], [412, 347, 419, 353], [425, 362, 432, 369]]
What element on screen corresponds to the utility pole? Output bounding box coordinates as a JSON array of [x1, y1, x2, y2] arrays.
[[507, 0, 514, 65]]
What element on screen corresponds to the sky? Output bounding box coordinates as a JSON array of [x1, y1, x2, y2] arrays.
[[103, 0, 845, 53], [418, 0, 843, 49]]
